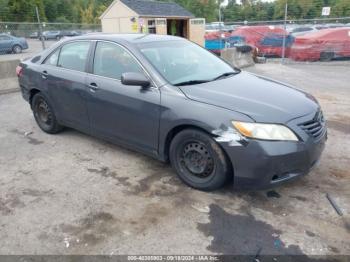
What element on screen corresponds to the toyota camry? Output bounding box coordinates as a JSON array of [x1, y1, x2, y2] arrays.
[[17, 34, 327, 191]]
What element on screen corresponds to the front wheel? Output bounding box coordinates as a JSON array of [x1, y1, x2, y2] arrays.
[[169, 129, 232, 191], [32, 93, 63, 134]]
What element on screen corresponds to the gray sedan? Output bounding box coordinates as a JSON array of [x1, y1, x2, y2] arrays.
[[0, 34, 28, 54], [17, 34, 327, 191]]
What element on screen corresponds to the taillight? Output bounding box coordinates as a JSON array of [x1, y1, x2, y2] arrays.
[[16, 65, 23, 77]]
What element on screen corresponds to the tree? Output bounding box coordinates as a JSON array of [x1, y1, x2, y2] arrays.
[[0, 0, 10, 21], [1, 0, 350, 24], [163, 0, 219, 22], [7, 0, 46, 22]]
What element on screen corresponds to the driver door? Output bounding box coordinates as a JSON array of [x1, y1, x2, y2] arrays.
[[85, 41, 161, 156]]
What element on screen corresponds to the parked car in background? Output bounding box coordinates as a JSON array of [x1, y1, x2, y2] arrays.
[[205, 22, 225, 33], [205, 23, 237, 33], [230, 25, 293, 57], [57, 30, 82, 39], [41, 31, 61, 40], [291, 25, 328, 37], [17, 34, 326, 191], [290, 28, 350, 61], [30, 32, 40, 39], [326, 23, 346, 28], [205, 31, 231, 53], [40, 30, 81, 41], [0, 34, 28, 54]]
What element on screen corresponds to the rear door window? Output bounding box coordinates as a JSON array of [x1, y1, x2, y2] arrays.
[[57, 41, 90, 72], [44, 48, 60, 66], [93, 42, 143, 80]]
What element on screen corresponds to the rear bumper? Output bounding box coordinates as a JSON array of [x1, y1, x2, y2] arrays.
[[220, 120, 327, 190]]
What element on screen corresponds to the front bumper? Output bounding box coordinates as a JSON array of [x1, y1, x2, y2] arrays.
[[220, 114, 327, 190]]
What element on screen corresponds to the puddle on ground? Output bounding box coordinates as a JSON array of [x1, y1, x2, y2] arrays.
[[60, 212, 118, 247], [197, 204, 304, 255], [87, 167, 131, 187], [0, 189, 53, 216], [87, 163, 183, 198]]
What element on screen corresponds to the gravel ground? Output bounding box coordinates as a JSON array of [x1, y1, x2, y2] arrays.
[[0, 62, 349, 256]]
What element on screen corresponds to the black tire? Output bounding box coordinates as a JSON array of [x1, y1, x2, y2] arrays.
[[12, 45, 22, 54], [169, 129, 232, 191], [320, 52, 334, 62], [56, 36, 61, 41], [31, 93, 63, 134]]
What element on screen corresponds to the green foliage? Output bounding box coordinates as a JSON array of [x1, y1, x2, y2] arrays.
[[223, 0, 350, 22], [0, 0, 112, 23], [0, 0, 349, 23]]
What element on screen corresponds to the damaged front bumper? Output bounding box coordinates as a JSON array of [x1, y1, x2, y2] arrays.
[[214, 117, 327, 190]]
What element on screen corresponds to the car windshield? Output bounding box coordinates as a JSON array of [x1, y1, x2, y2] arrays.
[[138, 40, 239, 86]]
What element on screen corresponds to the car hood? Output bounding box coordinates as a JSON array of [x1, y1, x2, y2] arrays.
[[179, 72, 319, 123]]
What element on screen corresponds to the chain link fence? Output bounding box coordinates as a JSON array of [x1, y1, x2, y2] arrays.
[[0, 22, 101, 55], [205, 17, 350, 64]]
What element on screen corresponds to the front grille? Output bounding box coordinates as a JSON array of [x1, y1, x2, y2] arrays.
[[299, 111, 326, 140]]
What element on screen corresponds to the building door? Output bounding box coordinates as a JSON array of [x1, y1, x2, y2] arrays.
[[167, 19, 188, 37], [155, 18, 167, 35], [189, 18, 206, 46]]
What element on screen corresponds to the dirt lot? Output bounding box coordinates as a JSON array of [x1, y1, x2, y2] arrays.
[[0, 62, 349, 256]]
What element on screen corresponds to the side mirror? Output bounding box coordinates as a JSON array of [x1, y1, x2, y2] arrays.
[[121, 72, 151, 88]]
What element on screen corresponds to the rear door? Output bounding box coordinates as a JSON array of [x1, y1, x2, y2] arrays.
[[41, 41, 92, 131], [85, 41, 161, 155]]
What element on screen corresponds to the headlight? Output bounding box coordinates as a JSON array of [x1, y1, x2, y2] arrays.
[[232, 121, 299, 141]]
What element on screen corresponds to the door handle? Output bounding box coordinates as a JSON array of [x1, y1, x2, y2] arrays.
[[42, 71, 49, 79], [88, 83, 99, 92]]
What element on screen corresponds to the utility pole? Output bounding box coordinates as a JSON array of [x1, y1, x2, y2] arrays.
[[281, 2, 288, 64], [219, 5, 223, 50], [35, 6, 46, 50]]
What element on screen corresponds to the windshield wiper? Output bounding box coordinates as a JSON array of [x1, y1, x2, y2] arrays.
[[174, 71, 241, 86], [212, 71, 240, 81], [174, 80, 210, 86]]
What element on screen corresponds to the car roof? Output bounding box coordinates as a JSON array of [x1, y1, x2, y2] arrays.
[[67, 33, 183, 44], [295, 27, 350, 39]]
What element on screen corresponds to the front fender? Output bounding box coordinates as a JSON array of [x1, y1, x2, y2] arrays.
[[158, 85, 252, 160]]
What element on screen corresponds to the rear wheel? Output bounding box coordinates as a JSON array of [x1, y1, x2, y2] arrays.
[[32, 93, 63, 134], [169, 129, 231, 191], [320, 51, 334, 62], [12, 45, 22, 54]]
